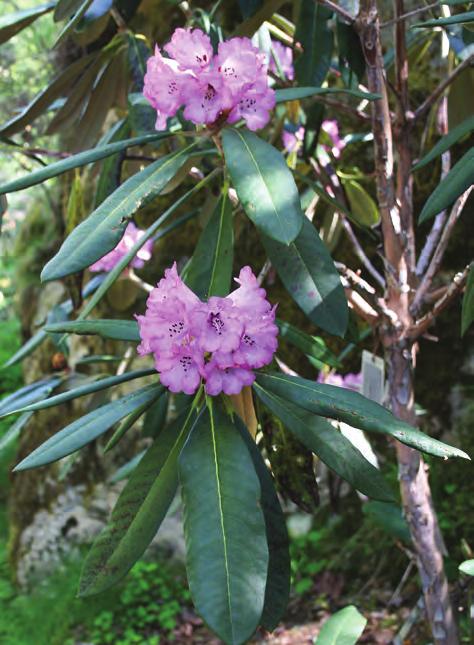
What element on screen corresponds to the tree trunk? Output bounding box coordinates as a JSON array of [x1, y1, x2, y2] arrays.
[[387, 341, 458, 644]]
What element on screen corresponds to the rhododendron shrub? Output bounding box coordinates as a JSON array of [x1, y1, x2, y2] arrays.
[[1, 3, 471, 644]]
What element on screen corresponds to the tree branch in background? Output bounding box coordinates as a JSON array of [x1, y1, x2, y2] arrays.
[[414, 55, 474, 121], [315, 0, 355, 23], [411, 186, 473, 315], [380, 2, 439, 28], [409, 265, 470, 338]]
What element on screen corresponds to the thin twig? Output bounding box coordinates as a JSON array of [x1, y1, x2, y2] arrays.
[[381, 2, 439, 28], [408, 265, 470, 338], [414, 55, 474, 121], [315, 0, 355, 23], [416, 98, 451, 276], [411, 187, 473, 314]]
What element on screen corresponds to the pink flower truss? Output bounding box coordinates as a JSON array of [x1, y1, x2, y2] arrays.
[[269, 41, 294, 81], [321, 120, 345, 158], [143, 28, 275, 132], [136, 263, 278, 396], [89, 222, 153, 273], [318, 371, 362, 392]]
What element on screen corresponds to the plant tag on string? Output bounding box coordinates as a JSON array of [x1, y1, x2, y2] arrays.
[[361, 350, 385, 405]]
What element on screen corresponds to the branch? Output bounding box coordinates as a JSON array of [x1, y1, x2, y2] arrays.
[[415, 98, 451, 277], [408, 265, 470, 338], [315, 0, 355, 23], [411, 186, 473, 314], [381, 2, 439, 28], [414, 55, 474, 121]]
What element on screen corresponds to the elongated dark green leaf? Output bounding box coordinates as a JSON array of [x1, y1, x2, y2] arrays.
[[14, 384, 162, 471], [256, 372, 469, 459], [179, 403, 269, 645], [54, 0, 84, 21], [94, 120, 131, 207], [235, 418, 290, 632], [294, 0, 333, 87], [413, 11, 474, 27], [82, 0, 113, 22], [0, 2, 55, 45], [0, 378, 61, 417], [238, 0, 264, 19], [103, 402, 153, 453], [262, 217, 348, 337], [0, 134, 167, 195], [186, 192, 234, 299], [54, 0, 94, 47], [462, 264, 474, 336], [41, 145, 195, 281], [419, 148, 474, 222], [0, 194, 7, 233], [127, 33, 151, 92], [79, 408, 197, 595], [277, 319, 341, 368], [234, 0, 286, 37], [222, 128, 303, 244], [45, 319, 140, 342], [275, 87, 380, 103], [254, 385, 395, 502], [1, 368, 155, 417], [413, 116, 474, 171], [2, 276, 104, 368], [0, 412, 34, 454], [363, 501, 411, 544], [315, 605, 367, 644], [0, 53, 97, 138], [337, 19, 365, 86]]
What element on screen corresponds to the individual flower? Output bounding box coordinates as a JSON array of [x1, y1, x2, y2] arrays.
[[136, 264, 278, 396], [143, 47, 191, 130], [182, 70, 234, 126], [269, 41, 294, 81], [282, 125, 305, 154], [215, 37, 265, 96], [89, 222, 153, 273], [227, 80, 276, 131], [164, 28, 213, 72], [321, 120, 345, 158]]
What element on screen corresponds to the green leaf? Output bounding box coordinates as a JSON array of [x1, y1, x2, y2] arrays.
[[14, 384, 162, 471], [238, 0, 264, 19], [79, 408, 197, 596], [108, 450, 145, 484], [0, 378, 61, 417], [45, 319, 140, 342], [41, 145, 195, 281], [294, 0, 333, 88], [234, 0, 286, 37], [336, 20, 365, 85], [363, 501, 411, 544], [276, 319, 341, 368], [459, 559, 474, 576], [254, 385, 395, 502], [179, 402, 269, 645], [94, 120, 131, 207], [0, 412, 34, 455], [103, 401, 153, 453], [413, 11, 474, 27], [54, 0, 85, 21], [0, 2, 55, 45], [262, 217, 348, 337], [0, 53, 98, 138], [235, 418, 290, 631], [418, 148, 474, 222], [1, 368, 155, 417], [461, 264, 474, 336], [54, 0, 94, 47], [127, 34, 150, 92], [342, 179, 380, 227], [222, 128, 303, 245], [413, 116, 474, 171], [275, 87, 381, 103], [186, 192, 234, 299], [1, 133, 168, 195], [256, 372, 470, 459], [315, 605, 367, 644], [0, 194, 7, 234]]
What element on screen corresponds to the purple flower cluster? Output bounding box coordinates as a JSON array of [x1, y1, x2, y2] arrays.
[[136, 263, 278, 396], [143, 28, 276, 132], [89, 222, 153, 273]]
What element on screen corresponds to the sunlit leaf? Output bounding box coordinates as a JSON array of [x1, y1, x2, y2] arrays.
[[0, 2, 55, 45], [315, 605, 367, 644]]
